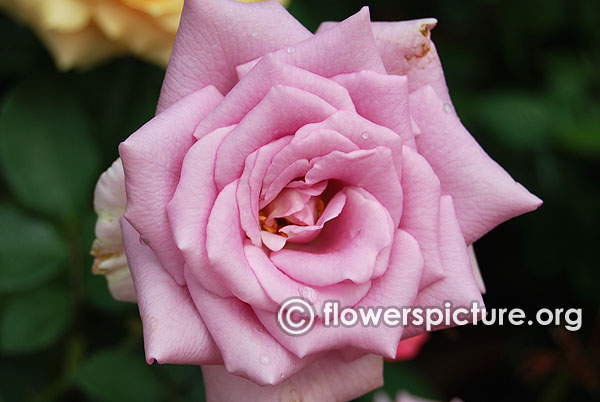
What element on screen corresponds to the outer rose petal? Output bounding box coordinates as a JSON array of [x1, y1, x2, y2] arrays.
[[120, 219, 221, 365], [195, 55, 356, 140], [157, 0, 311, 111], [202, 353, 383, 402], [184, 267, 311, 386], [167, 126, 235, 297], [235, 7, 386, 80], [319, 19, 450, 104], [275, 7, 385, 78], [370, 20, 451, 105], [410, 86, 542, 243], [402, 196, 484, 339], [399, 146, 445, 288], [119, 86, 223, 285]]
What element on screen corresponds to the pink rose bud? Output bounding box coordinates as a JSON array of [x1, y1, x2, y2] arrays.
[[96, 0, 542, 400]]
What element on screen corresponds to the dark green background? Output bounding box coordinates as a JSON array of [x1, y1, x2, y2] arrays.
[[0, 0, 598, 401]]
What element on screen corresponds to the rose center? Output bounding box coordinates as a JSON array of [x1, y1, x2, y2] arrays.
[[258, 193, 325, 237]]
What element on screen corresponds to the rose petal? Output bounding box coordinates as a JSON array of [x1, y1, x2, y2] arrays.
[[304, 148, 403, 227], [202, 353, 383, 402], [402, 196, 484, 338], [399, 146, 445, 288], [371, 19, 452, 104], [237, 7, 386, 82], [410, 86, 542, 243], [121, 219, 221, 365], [214, 85, 337, 190], [244, 240, 371, 314], [270, 186, 394, 287], [120, 86, 223, 285], [194, 55, 356, 140], [157, 0, 311, 111], [255, 230, 423, 358], [332, 70, 415, 149], [280, 190, 346, 244], [167, 125, 235, 297], [205, 180, 273, 310], [93, 158, 126, 255], [262, 129, 359, 205], [184, 268, 312, 386], [319, 19, 450, 104], [294, 110, 404, 176], [238, 136, 293, 246]]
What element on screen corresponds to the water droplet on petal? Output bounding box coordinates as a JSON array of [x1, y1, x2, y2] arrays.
[[139, 236, 149, 246], [361, 132, 369, 139], [286, 46, 296, 54], [443, 103, 453, 114], [250, 31, 258, 38], [280, 373, 285, 379], [298, 286, 317, 303], [260, 355, 271, 365]]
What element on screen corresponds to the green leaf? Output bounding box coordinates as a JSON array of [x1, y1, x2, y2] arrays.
[[84, 268, 134, 313], [0, 286, 73, 353], [77, 350, 161, 402], [0, 77, 100, 221], [555, 115, 600, 156], [0, 204, 68, 293], [382, 362, 440, 400], [472, 91, 557, 150]]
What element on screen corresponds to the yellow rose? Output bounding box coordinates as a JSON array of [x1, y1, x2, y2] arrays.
[[0, 0, 289, 70]]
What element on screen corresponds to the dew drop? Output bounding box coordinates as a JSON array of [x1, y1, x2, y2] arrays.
[[361, 132, 369, 139], [250, 31, 258, 38], [298, 286, 317, 303], [286, 46, 296, 54], [260, 355, 271, 365], [139, 236, 149, 246], [443, 103, 453, 114]]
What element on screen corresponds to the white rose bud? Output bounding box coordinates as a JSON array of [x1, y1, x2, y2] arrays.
[[91, 158, 136, 302]]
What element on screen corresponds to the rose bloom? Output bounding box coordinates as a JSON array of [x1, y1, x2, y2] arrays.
[[92, 0, 541, 400], [0, 0, 287, 69]]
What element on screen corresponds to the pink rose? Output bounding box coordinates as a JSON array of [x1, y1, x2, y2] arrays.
[[115, 0, 541, 400]]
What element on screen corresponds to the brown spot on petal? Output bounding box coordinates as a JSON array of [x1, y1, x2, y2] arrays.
[[90, 247, 122, 274], [419, 23, 431, 37], [404, 40, 431, 61]]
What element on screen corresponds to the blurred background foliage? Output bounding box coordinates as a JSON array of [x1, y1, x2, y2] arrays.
[[0, 0, 598, 401]]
